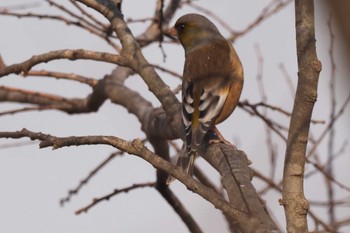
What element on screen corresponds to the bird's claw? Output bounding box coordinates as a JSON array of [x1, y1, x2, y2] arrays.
[[209, 137, 237, 149]]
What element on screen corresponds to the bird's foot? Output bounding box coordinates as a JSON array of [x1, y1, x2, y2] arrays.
[[209, 127, 237, 149], [209, 137, 237, 149]]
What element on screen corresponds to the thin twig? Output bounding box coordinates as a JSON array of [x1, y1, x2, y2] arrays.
[[0, 106, 61, 117], [75, 182, 156, 214], [60, 151, 124, 206], [254, 44, 278, 182], [27, 70, 98, 86], [307, 91, 350, 158], [69, 0, 106, 27], [229, 0, 293, 41], [0, 49, 126, 78], [326, 12, 337, 230]]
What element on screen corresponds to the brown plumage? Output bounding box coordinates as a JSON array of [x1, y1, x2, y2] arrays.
[[168, 13, 243, 176]]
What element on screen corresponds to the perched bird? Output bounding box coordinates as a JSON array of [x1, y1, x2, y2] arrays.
[[168, 13, 244, 176]]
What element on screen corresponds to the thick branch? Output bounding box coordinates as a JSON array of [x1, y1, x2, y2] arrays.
[[136, 0, 181, 47], [202, 144, 281, 232], [77, 0, 183, 138], [0, 128, 253, 227], [282, 1, 321, 232], [0, 84, 105, 114]]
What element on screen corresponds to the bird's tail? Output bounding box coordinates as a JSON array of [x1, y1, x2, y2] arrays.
[[166, 148, 196, 185], [177, 151, 196, 176]]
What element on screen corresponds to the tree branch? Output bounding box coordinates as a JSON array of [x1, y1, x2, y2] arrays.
[[282, 1, 321, 232], [77, 0, 183, 139], [75, 182, 156, 214], [60, 151, 123, 206], [0, 49, 127, 78], [202, 144, 281, 232], [0, 128, 257, 229]]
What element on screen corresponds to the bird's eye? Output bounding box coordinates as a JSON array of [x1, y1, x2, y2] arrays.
[[176, 24, 185, 31]]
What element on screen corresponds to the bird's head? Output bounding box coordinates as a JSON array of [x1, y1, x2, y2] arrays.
[[168, 14, 222, 53]]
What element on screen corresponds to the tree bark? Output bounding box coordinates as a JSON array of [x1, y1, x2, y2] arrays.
[[203, 144, 281, 232], [282, 0, 321, 232]]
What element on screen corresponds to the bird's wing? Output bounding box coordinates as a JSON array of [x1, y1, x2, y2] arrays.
[[182, 75, 231, 156], [181, 38, 235, 159]]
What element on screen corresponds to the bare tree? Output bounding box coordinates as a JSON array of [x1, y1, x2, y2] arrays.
[[0, 1, 349, 232]]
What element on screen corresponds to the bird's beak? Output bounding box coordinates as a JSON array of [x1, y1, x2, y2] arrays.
[[167, 26, 178, 38]]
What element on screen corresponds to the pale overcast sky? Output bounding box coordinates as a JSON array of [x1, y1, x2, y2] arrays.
[[0, 1, 349, 232]]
